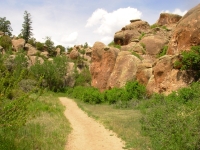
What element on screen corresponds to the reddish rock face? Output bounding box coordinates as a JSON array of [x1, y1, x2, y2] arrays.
[[157, 13, 182, 26], [167, 4, 200, 55], [146, 55, 194, 94], [107, 51, 141, 89], [90, 42, 120, 91]]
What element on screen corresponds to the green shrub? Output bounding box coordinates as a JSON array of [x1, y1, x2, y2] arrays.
[[74, 68, 91, 86], [28, 37, 36, 47], [174, 46, 200, 78], [140, 82, 200, 150], [0, 35, 12, 51], [125, 81, 146, 100], [150, 23, 158, 29], [157, 45, 168, 58], [30, 56, 68, 91], [108, 41, 121, 49], [36, 42, 44, 51], [104, 88, 126, 104]]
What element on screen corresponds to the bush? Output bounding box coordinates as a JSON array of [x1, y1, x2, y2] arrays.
[[0, 35, 12, 51], [140, 82, 200, 150], [125, 81, 146, 100], [36, 42, 44, 51], [30, 56, 68, 91], [74, 67, 91, 86]]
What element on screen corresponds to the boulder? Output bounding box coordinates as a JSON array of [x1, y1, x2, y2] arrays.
[[114, 30, 141, 45], [69, 49, 79, 59], [12, 38, 25, 51], [139, 35, 168, 56], [167, 4, 200, 55], [136, 63, 152, 85], [125, 20, 151, 32], [107, 51, 141, 89], [114, 20, 150, 45], [41, 51, 49, 58], [90, 42, 120, 91], [25, 43, 39, 56], [121, 42, 147, 55]]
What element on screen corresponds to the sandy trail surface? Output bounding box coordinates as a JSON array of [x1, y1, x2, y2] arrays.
[[59, 97, 125, 150]]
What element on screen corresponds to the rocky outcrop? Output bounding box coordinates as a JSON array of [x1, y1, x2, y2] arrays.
[[107, 51, 141, 89], [41, 51, 49, 58], [146, 55, 194, 94], [167, 4, 200, 55], [90, 42, 120, 91], [114, 20, 150, 45], [12, 38, 25, 51], [157, 13, 182, 26], [25, 43, 39, 56]]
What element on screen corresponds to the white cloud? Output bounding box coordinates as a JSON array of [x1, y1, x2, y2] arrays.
[[85, 9, 107, 27], [173, 9, 187, 16], [86, 7, 142, 42], [61, 32, 78, 43], [161, 8, 187, 16], [100, 36, 113, 44]]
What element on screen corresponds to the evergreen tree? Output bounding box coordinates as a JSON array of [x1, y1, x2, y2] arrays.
[[0, 17, 12, 36], [21, 11, 33, 44]]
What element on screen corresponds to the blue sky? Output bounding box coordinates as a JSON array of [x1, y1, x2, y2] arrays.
[[0, 0, 199, 47]]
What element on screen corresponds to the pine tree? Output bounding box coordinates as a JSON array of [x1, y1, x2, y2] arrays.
[[0, 17, 13, 36], [21, 11, 33, 44]]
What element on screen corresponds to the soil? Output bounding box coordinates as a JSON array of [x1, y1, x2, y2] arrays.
[[59, 97, 125, 150]]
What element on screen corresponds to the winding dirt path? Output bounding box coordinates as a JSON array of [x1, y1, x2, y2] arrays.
[[59, 97, 125, 150]]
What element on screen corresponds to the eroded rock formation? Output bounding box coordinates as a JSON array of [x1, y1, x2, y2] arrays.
[[90, 4, 200, 94]]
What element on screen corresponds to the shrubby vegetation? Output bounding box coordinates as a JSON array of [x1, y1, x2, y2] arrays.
[[157, 45, 168, 58], [140, 82, 200, 150], [175, 46, 200, 79], [108, 41, 121, 49], [30, 56, 68, 91], [67, 81, 146, 106]]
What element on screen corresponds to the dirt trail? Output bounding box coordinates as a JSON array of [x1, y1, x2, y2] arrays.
[[59, 97, 125, 150]]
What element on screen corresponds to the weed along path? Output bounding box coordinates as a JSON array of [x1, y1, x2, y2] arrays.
[[59, 97, 125, 150]]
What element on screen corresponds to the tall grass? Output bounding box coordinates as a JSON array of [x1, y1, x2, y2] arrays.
[[0, 92, 71, 150]]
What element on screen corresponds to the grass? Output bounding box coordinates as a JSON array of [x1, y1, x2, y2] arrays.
[[0, 91, 71, 150], [74, 99, 151, 150]]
